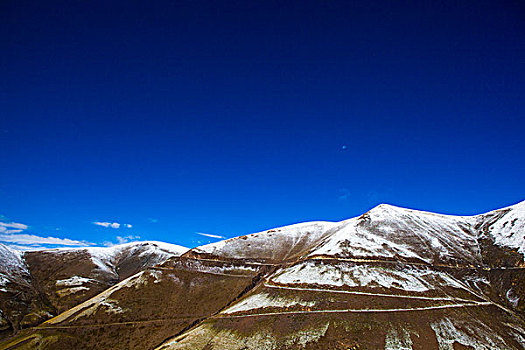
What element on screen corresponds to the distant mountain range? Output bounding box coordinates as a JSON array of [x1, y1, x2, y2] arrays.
[[1, 201, 524, 349]]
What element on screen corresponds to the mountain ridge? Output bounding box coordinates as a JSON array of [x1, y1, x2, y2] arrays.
[[1, 200, 524, 349]]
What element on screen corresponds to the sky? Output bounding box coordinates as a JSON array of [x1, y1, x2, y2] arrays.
[[1, 0, 524, 250]]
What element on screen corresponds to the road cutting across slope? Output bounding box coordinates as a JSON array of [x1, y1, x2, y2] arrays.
[[213, 301, 494, 319], [263, 283, 479, 302]]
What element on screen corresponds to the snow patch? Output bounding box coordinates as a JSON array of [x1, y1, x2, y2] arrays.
[[99, 299, 125, 314], [222, 293, 315, 314], [385, 327, 413, 350], [149, 270, 163, 283], [0, 274, 10, 287], [483, 201, 525, 257], [159, 320, 330, 350], [56, 276, 96, 287], [57, 286, 90, 297], [272, 261, 464, 292], [431, 318, 508, 350]]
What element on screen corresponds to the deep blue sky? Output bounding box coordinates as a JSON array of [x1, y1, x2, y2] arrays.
[[1, 0, 524, 249]]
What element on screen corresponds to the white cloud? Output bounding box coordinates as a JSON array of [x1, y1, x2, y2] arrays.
[[0, 221, 29, 233], [196, 232, 225, 239], [103, 235, 141, 246], [0, 233, 93, 246], [0, 227, 24, 234], [93, 222, 133, 229], [94, 222, 131, 229], [5, 244, 48, 251], [0, 219, 94, 249], [93, 222, 120, 228], [116, 235, 140, 244]]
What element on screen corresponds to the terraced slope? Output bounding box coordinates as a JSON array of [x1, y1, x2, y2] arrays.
[[1, 201, 524, 350]]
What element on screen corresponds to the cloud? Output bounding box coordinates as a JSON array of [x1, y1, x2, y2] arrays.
[[103, 235, 141, 246], [0, 219, 94, 249], [0, 227, 24, 234], [0, 221, 28, 230], [196, 232, 225, 239], [93, 222, 120, 229], [2, 244, 48, 251], [93, 222, 132, 229], [0, 221, 29, 233], [116, 235, 140, 244], [0, 233, 93, 246], [148, 218, 159, 223]]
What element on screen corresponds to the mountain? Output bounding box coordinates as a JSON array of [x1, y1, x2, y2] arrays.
[[0, 244, 51, 336], [0, 242, 188, 337], [1, 201, 524, 350]]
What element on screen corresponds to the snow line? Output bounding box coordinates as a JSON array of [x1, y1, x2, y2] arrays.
[[263, 283, 478, 302], [213, 302, 493, 319]]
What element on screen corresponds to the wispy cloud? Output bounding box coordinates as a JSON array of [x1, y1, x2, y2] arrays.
[[0, 221, 29, 234], [196, 232, 225, 239], [3, 244, 48, 251], [103, 235, 141, 246], [93, 222, 132, 229], [0, 219, 93, 249], [116, 235, 140, 244], [0, 233, 92, 246]]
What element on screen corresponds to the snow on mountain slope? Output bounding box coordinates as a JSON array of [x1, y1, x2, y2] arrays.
[[69, 241, 189, 275], [154, 202, 525, 350], [308, 204, 482, 265], [270, 260, 466, 293], [0, 241, 189, 336], [0, 240, 190, 337], [23, 241, 189, 313], [188, 201, 525, 266], [0, 244, 50, 333], [478, 201, 525, 256], [0, 244, 29, 290], [191, 221, 337, 261]]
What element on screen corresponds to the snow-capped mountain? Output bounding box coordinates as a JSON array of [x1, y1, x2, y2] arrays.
[[190, 201, 525, 266], [1, 201, 524, 350], [0, 244, 30, 291], [0, 241, 188, 336]]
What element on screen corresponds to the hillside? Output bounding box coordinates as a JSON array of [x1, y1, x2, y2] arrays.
[[1, 201, 524, 349], [0, 242, 188, 337]]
